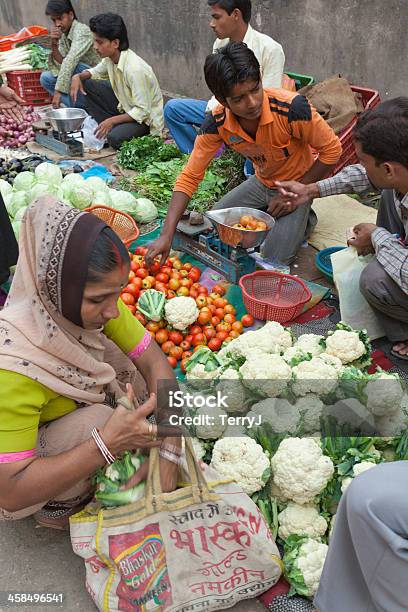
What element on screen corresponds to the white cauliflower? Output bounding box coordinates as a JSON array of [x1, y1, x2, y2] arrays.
[[283, 346, 311, 365], [240, 353, 291, 398], [271, 437, 334, 505], [216, 368, 247, 414], [341, 460, 377, 493], [247, 398, 300, 434], [365, 372, 404, 416], [295, 539, 328, 597], [220, 321, 292, 361], [278, 503, 328, 540], [296, 394, 324, 434], [270, 480, 290, 504], [195, 405, 227, 440], [325, 398, 374, 430], [186, 363, 220, 386], [211, 437, 270, 495], [164, 296, 198, 330], [293, 334, 325, 357], [292, 357, 339, 397], [325, 329, 365, 365], [375, 409, 407, 436], [318, 352, 344, 372]]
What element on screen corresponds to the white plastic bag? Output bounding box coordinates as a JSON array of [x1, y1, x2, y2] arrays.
[[332, 247, 385, 340], [82, 116, 106, 151]]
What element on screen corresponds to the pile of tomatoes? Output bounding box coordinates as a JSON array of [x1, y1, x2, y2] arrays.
[[120, 246, 254, 370]]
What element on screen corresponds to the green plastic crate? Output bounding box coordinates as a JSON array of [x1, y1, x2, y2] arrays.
[[285, 71, 315, 90]]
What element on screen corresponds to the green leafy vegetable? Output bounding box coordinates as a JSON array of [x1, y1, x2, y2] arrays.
[[137, 289, 166, 321], [117, 136, 183, 171], [94, 451, 146, 507]]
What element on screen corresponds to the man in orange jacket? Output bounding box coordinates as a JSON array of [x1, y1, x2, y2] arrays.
[[147, 42, 341, 267]]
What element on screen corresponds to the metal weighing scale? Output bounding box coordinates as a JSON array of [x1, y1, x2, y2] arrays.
[[172, 207, 275, 284], [34, 108, 87, 157]]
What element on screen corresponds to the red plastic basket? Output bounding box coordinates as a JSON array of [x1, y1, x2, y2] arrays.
[[5, 70, 51, 106], [329, 85, 381, 176], [84, 205, 140, 247], [239, 270, 312, 323]]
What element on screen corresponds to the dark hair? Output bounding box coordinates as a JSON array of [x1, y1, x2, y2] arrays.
[[45, 0, 76, 18], [207, 0, 252, 23], [353, 97, 408, 170], [87, 227, 130, 284], [204, 41, 260, 102], [89, 13, 129, 51]]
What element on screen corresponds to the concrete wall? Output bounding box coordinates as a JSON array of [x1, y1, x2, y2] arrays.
[[1, 0, 406, 100]]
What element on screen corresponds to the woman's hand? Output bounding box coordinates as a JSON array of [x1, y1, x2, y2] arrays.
[[100, 390, 161, 456]]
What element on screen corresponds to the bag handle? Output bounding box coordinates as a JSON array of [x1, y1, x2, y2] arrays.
[[145, 437, 214, 513]]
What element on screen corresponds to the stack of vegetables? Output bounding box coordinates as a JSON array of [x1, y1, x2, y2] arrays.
[[2, 161, 159, 238], [0, 44, 50, 73], [169, 320, 408, 600], [0, 106, 39, 148], [120, 247, 253, 369]]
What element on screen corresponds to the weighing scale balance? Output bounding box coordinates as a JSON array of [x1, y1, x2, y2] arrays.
[[172, 207, 275, 284], [33, 108, 87, 157]]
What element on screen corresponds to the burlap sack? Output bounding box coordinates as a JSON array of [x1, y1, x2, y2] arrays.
[[70, 439, 282, 611]]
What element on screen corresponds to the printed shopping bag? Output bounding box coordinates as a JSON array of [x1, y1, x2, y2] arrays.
[[70, 438, 282, 611]]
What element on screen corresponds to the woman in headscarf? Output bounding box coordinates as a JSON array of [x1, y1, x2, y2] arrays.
[[0, 195, 180, 529]]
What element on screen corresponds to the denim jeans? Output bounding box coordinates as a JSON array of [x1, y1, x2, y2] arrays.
[[164, 98, 207, 154], [40, 62, 89, 108]]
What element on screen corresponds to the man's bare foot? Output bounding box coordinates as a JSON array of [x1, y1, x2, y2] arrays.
[[391, 341, 408, 359]]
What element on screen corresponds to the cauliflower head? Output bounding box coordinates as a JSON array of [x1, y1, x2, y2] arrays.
[[195, 405, 227, 440], [294, 334, 325, 357], [216, 368, 247, 414], [211, 437, 270, 495], [318, 352, 344, 372], [295, 539, 328, 597], [295, 394, 324, 434], [186, 363, 220, 387], [365, 372, 404, 416], [247, 398, 300, 434], [240, 353, 291, 398], [292, 357, 339, 398], [341, 460, 377, 493], [325, 398, 374, 431], [278, 503, 328, 540], [325, 329, 365, 365], [375, 409, 407, 436], [271, 437, 334, 504], [164, 296, 198, 330], [221, 321, 292, 361]]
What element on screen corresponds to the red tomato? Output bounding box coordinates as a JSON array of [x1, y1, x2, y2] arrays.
[[203, 327, 216, 341], [211, 316, 221, 326], [167, 356, 177, 368], [232, 321, 244, 333], [191, 282, 201, 291], [182, 351, 193, 360], [136, 268, 148, 279], [209, 304, 216, 314], [161, 266, 172, 276], [216, 330, 229, 342], [154, 282, 167, 293], [168, 278, 180, 291], [198, 311, 211, 326], [185, 334, 193, 344], [196, 296, 207, 309], [172, 260, 183, 270], [126, 304, 136, 315], [224, 313, 236, 324], [168, 331, 183, 346], [180, 358, 189, 374], [190, 325, 202, 336], [162, 341, 175, 354], [224, 304, 236, 315], [135, 312, 146, 326], [128, 270, 136, 281], [124, 283, 139, 297], [217, 322, 231, 333], [171, 270, 183, 281], [155, 273, 169, 284], [180, 269, 189, 278], [121, 292, 135, 306], [214, 297, 228, 309], [132, 277, 143, 290], [215, 308, 225, 320], [164, 259, 173, 268], [212, 284, 226, 296], [197, 286, 208, 296], [155, 329, 169, 344], [166, 289, 177, 299], [169, 345, 183, 361], [146, 321, 160, 333], [209, 292, 221, 301], [180, 278, 193, 289], [229, 330, 240, 339], [135, 246, 148, 256], [142, 279, 152, 289], [189, 288, 199, 299], [145, 275, 155, 286], [180, 340, 191, 351], [149, 261, 161, 275], [242, 314, 255, 327], [188, 267, 201, 282], [192, 333, 206, 347], [183, 262, 193, 271], [208, 337, 222, 351], [158, 319, 167, 328], [177, 287, 190, 297], [130, 260, 140, 272]]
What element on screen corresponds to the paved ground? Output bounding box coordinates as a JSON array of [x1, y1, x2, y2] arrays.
[[0, 518, 264, 612]]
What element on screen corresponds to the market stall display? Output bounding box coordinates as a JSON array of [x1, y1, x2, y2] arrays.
[[0, 106, 39, 148]]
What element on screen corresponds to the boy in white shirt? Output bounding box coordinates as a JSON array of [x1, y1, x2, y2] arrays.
[[164, 0, 285, 154]]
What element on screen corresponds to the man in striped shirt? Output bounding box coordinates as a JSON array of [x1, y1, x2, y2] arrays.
[[275, 98, 408, 359]]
